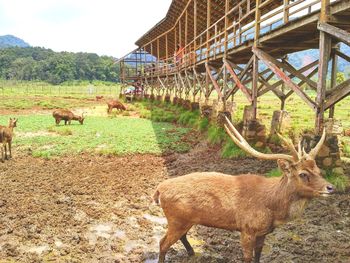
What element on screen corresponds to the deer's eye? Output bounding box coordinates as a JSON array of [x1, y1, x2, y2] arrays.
[[299, 173, 309, 182]]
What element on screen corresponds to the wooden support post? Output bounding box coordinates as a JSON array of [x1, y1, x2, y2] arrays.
[[205, 0, 211, 105], [316, 32, 332, 133], [165, 34, 169, 75], [157, 38, 160, 75], [251, 0, 261, 119], [254, 0, 261, 47], [194, 0, 198, 66], [252, 55, 259, 119], [283, 0, 289, 24], [224, 0, 229, 55], [329, 45, 339, 118], [315, 0, 331, 132]]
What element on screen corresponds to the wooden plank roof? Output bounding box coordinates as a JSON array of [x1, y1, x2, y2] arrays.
[[135, 0, 282, 58]]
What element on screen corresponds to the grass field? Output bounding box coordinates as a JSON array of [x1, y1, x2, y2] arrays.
[[0, 114, 192, 158], [0, 80, 120, 97], [1, 80, 349, 158]]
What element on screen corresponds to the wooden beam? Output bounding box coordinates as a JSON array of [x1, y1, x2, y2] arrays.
[[320, 0, 330, 22], [318, 23, 350, 45], [329, 45, 339, 118], [335, 50, 350, 63], [325, 79, 350, 110], [281, 61, 317, 90], [252, 47, 317, 110], [205, 63, 223, 99], [158, 76, 166, 90], [254, 0, 261, 47], [224, 59, 252, 102], [315, 31, 332, 133]]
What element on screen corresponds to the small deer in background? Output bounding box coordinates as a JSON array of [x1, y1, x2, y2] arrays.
[[153, 117, 334, 263], [0, 118, 18, 162], [107, 100, 126, 114], [52, 109, 85, 126]]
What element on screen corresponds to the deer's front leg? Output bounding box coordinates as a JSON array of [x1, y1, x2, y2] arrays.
[[241, 232, 256, 263], [8, 141, 12, 159]]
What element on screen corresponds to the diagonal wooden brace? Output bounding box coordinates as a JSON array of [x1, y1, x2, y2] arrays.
[[224, 59, 252, 102], [205, 62, 224, 99], [252, 47, 317, 110], [325, 79, 350, 110]]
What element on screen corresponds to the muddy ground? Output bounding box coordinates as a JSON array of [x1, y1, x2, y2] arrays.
[[0, 143, 349, 263]]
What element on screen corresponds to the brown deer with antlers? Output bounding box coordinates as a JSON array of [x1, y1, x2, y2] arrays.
[[153, 117, 334, 263], [0, 118, 18, 162]]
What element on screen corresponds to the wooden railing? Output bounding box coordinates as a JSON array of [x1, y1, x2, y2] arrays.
[[121, 0, 339, 81]]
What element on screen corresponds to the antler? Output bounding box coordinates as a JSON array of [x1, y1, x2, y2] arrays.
[[307, 128, 326, 159], [276, 131, 299, 161], [224, 117, 295, 162]]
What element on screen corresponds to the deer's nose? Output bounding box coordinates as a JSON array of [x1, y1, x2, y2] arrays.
[[326, 185, 335, 193]]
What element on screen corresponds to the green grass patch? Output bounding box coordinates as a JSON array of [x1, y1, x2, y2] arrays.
[[207, 125, 226, 145], [178, 110, 200, 126], [325, 170, 349, 192], [266, 168, 283, 178], [198, 118, 209, 132], [0, 114, 192, 157], [221, 139, 247, 158], [343, 142, 350, 158]]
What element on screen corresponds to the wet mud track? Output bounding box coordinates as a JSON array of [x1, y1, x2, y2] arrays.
[[0, 144, 349, 262]]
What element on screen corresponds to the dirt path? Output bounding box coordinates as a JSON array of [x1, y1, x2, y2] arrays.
[[0, 144, 349, 262]]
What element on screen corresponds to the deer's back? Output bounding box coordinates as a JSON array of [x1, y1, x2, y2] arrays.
[[156, 172, 277, 231], [53, 109, 73, 119]]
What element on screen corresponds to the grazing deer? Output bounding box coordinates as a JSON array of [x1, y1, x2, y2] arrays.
[[0, 118, 18, 162], [52, 109, 85, 126], [153, 117, 334, 263], [107, 100, 126, 114]]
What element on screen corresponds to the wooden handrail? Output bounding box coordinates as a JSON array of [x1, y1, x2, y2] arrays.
[[121, 0, 326, 80]]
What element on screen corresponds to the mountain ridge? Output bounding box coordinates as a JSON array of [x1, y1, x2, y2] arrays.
[[0, 35, 30, 48]]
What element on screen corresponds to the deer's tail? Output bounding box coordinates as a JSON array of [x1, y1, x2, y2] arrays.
[[152, 189, 161, 206]]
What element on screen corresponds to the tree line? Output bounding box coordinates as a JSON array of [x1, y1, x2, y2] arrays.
[[0, 47, 120, 84]]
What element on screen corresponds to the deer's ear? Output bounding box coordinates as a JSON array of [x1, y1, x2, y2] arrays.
[[277, 159, 293, 177]]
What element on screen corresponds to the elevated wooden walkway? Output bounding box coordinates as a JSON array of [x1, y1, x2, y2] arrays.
[[118, 0, 350, 132]]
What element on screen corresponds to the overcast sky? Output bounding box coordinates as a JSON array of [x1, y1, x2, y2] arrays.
[[0, 0, 172, 58]]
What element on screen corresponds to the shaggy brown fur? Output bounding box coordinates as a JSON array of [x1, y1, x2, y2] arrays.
[[52, 109, 85, 126], [154, 158, 334, 263]]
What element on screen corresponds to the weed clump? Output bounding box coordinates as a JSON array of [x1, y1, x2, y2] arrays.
[[221, 139, 247, 158]]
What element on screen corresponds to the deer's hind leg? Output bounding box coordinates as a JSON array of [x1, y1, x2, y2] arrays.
[[4, 143, 8, 160], [0, 145, 4, 163], [159, 220, 193, 263], [180, 233, 195, 256]]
